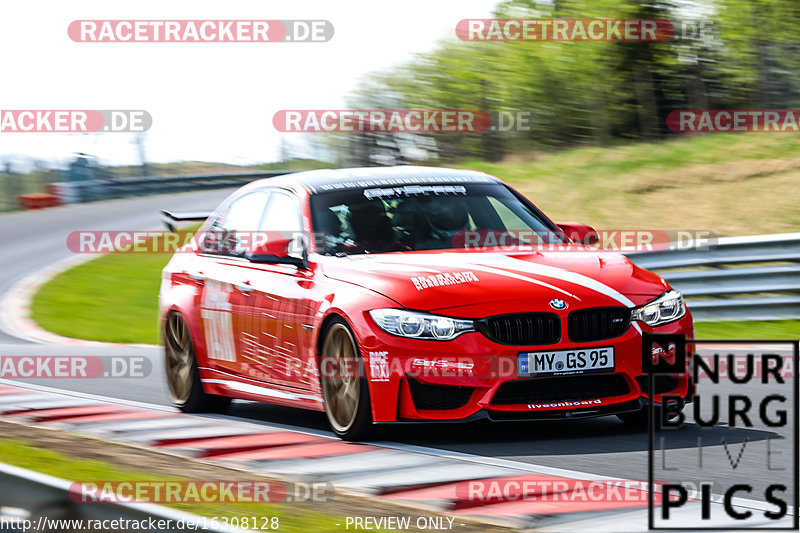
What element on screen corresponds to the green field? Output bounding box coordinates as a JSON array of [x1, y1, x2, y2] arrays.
[[0, 438, 368, 532], [30, 132, 800, 344], [458, 132, 800, 237], [32, 251, 170, 344]]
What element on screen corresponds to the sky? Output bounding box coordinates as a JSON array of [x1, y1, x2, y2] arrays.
[[0, 0, 498, 169]]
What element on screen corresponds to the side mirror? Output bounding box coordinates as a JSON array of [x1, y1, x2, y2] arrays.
[[246, 236, 306, 267], [557, 222, 599, 246]]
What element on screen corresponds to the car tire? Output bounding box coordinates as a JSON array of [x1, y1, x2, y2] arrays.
[[164, 312, 231, 414], [319, 317, 373, 441]]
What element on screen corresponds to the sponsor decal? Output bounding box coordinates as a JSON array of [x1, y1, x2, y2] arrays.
[[410, 358, 475, 374], [368, 351, 390, 382], [410, 271, 478, 291], [363, 185, 466, 200], [527, 398, 603, 409], [200, 280, 236, 362], [311, 174, 494, 193]]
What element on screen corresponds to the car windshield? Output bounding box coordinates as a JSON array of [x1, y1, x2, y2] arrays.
[[309, 182, 567, 256]]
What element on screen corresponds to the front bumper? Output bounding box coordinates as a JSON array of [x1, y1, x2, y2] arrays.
[[358, 311, 695, 422]]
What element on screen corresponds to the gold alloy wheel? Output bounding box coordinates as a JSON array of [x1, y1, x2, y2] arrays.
[[320, 323, 361, 433], [165, 313, 193, 404]]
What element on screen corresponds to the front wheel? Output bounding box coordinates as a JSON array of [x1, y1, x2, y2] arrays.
[[164, 312, 231, 413], [319, 318, 373, 441]]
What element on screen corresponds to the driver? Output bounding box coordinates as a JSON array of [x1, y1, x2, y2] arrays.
[[345, 200, 408, 254], [416, 195, 471, 249]]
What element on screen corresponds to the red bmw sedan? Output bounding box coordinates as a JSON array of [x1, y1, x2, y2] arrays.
[[159, 166, 693, 440]]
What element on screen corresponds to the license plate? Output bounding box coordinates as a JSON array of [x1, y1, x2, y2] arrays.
[[518, 347, 615, 377]]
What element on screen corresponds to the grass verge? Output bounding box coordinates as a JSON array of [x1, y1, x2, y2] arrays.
[[0, 438, 354, 532], [31, 251, 170, 344]]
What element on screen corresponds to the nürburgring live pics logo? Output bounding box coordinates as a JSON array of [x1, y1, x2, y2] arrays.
[[645, 333, 798, 529]]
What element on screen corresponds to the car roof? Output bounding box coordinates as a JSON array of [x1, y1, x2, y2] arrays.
[[249, 166, 500, 194]]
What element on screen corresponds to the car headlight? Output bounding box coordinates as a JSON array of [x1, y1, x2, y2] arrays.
[[368, 309, 475, 341], [630, 290, 686, 326]]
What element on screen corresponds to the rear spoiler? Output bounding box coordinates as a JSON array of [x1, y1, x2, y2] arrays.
[[161, 210, 212, 232]]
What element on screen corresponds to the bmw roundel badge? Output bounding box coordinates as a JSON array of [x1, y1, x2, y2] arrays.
[[549, 298, 568, 310]]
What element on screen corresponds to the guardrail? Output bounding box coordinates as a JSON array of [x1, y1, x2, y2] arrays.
[[625, 233, 800, 321], [0, 462, 245, 533], [50, 171, 293, 204]]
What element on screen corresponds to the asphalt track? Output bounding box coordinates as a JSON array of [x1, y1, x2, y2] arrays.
[[0, 191, 796, 524]]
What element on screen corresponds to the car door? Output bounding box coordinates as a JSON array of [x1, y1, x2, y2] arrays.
[[196, 189, 270, 376], [238, 190, 318, 390]]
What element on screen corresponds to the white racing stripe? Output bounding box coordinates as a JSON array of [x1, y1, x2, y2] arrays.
[[366, 253, 649, 332], [490, 255, 644, 333], [364, 252, 638, 307], [204, 378, 322, 402], [444, 262, 577, 299], [372, 255, 578, 299], [492, 255, 635, 306]]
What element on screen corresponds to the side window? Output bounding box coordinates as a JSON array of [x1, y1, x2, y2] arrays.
[[260, 192, 304, 257], [260, 192, 302, 233], [203, 191, 270, 256]]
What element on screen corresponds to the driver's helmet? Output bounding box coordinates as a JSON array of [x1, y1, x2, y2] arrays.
[[425, 196, 469, 233]]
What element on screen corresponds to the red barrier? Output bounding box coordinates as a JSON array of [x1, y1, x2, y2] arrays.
[[17, 193, 61, 209]]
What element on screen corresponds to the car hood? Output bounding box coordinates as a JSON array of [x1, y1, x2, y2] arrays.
[[318, 249, 669, 314]]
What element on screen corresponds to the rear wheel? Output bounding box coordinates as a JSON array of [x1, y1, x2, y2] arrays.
[[164, 312, 230, 413], [320, 318, 373, 441]]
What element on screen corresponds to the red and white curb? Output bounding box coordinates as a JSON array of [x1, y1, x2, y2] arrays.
[[0, 381, 793, 531], [0, 254, 155, 348]]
